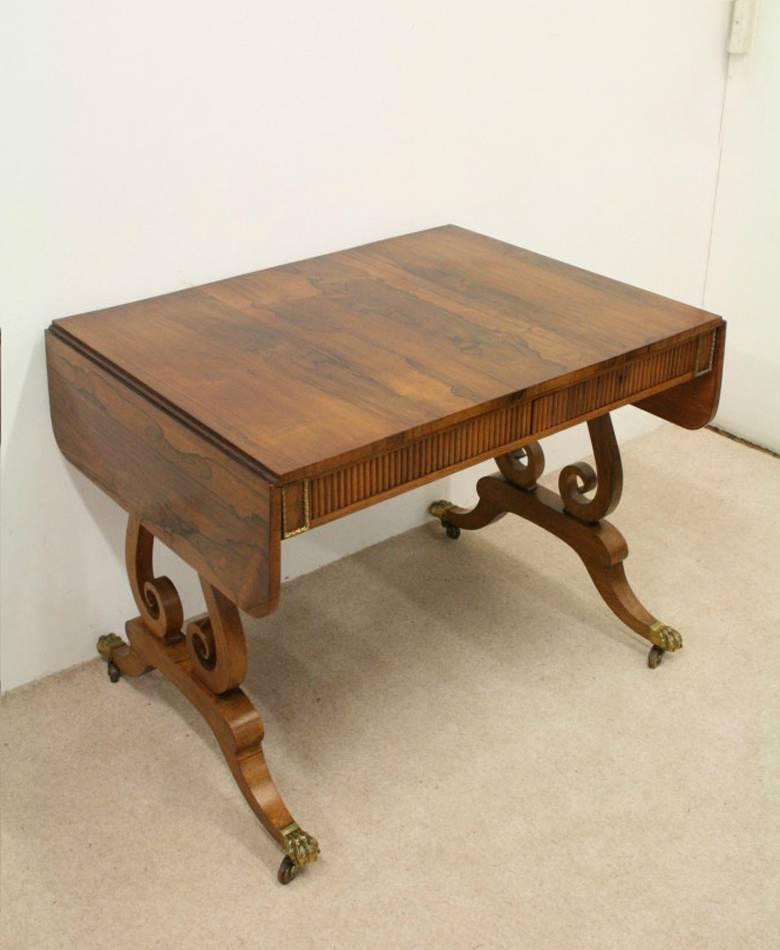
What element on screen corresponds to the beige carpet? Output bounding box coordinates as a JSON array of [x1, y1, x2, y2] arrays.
[[1, 424, 778, 950]]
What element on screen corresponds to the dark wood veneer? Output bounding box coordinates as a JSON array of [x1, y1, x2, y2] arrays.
[[47, 332, 280, 616], [51, 225, 723, 481]]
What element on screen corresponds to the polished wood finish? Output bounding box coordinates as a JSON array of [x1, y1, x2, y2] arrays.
[[557, 415, 623, 523], [636, 320, 726, 428], [50, 225, 723, 481], [48, 227, 724, 616], [101, 517, 319, 883], [119, 618, 296, 841], [125, 516, 184, 641], [282, 324, 722, 530], [46, 225, 725, 882], [437, 416, 682, 664], [47, 333, 280, 617]]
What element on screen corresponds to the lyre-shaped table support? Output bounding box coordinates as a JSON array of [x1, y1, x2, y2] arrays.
[[429, 413, 683, 668], [96, 516, 320, 885]]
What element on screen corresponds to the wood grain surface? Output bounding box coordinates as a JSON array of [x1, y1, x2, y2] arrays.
[[279, 324, 722, 530], [635, 321, 726, 428], [51, 225, 724, 481], [47, 332, 280, 616]]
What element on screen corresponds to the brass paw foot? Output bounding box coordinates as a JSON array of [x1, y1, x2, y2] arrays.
[[647, 623, 682, 669], [429, 500, 460, 539], [97, 634, 125, 682], [97, 633, 125, 660], [278, 823, 320, 885], [648, 622, 683, 652]]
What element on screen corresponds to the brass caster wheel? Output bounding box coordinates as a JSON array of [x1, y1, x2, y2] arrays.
[[429, 500, 460, 539], [647, 645, 665, 669], [107, 661, 121, 683], [444, 522, 461, 540], [277, 855, 299, 885]]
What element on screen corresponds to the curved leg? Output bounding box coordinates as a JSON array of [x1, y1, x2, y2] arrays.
[[429, 442, 544, 537], [430, 418, 682, 667], [97, 516, 319, 884], [429, 494, 505, 539], [586, 564, 682, 668], [97, 632, 150, 681]]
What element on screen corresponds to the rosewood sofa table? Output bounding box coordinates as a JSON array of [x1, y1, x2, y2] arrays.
[[46, 225, 725, 884]]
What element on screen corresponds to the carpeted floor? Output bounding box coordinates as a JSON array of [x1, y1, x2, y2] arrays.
[[1, 424, 778, 950]]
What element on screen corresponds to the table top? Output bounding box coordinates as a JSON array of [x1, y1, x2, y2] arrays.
[[51, 225, 722, 481]]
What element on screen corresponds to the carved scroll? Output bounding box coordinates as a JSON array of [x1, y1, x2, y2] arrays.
[[429, 411, 681, 667], [126, 517, 246, 693], [125, 516, 183, 641], [496, 441, 545, 490], [185, 580, 247, 694], [558, 415, 623, 523], [106, 515, 318, 883]]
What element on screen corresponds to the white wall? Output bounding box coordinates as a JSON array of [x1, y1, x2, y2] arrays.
[[707, 0, 780, 451], [1, 1, 731, 691]]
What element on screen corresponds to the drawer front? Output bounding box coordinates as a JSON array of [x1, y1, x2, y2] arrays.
[[281, 327, 721, 535]]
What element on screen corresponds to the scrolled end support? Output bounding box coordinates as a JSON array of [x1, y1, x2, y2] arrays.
[[558, 415, 623, 523], [126, 517, 184, 641], [496, 441, 545, 490]]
